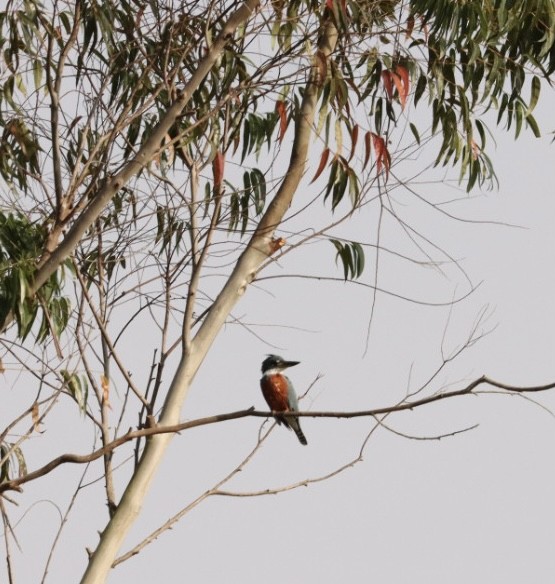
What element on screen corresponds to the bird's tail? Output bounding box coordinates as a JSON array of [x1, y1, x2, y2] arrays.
[[293, 424, 308, 446], [277, 414, 308, 445], [288, 417, 308, 446]]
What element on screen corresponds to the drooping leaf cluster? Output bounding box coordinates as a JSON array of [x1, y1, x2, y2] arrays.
[[407, 0, 554, 188], [331, 239, 365, 280]]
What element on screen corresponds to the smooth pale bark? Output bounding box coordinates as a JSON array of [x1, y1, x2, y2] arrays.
[[80, 10, 338, 584], [78, 1, 261, 582]]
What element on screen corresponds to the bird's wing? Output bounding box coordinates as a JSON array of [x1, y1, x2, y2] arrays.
[[285, 376, 300, 411]]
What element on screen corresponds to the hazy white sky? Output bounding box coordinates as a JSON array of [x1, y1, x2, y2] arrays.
[[7, 81, 555, 584]]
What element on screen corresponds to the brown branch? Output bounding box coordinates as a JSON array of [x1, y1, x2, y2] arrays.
[[212, 416, 384, 500], [375, 420, 480, 441], [2, 375, 554, 494], [0, 409, 256, 494]]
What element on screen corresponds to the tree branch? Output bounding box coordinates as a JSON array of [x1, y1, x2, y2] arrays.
[[2, 374, 553, 494]]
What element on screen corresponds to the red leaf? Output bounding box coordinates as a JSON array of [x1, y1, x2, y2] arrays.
[[325, 0, 334, 9], [275, 100, 288, 143], [395, 65, 410, 110], [405, 14, 415, 38], [212, 150, 225, 189], [384, 67, 410, 110], [371, 133, 383, 175], [311, 147, 331, 183], [390, 72, 402, 106], [363, 131, 372, 170], [381, 71, 393, 100], [348, 124, 359, 162], [390, 72, 406, 110], [371, 133, 391, 180]]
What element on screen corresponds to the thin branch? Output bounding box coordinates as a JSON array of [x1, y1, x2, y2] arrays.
[[182, 162, 222, 350], [0, 498, 15, 584], [375, 419, 480, 441], [113, 419, 277, 566], [73, 262, 150, 408], [213, 417, 384, 498], [257, 273, 479, 306], [40, 462, 93, 584], [2, 374, 555, 493]]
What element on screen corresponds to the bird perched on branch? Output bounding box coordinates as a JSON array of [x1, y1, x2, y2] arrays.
[[260, 354, 307, 445]]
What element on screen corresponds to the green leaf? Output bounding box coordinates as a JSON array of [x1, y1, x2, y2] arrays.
[[330, 239, 365, 280], [526, 113, 541, 138], [414, 74, 427, 106], [475, 119, 486, 149], [409, 122, 420, 145], [527, 76, 541, 115], [332, 164, 348, 210], [374, 97, 383, 134], [0, 444, 10, 483], [250, 168, 266, 214], [62, 370, 88, 414], [347, 167, 360, 207], [33, 59, 43, 90], [155, 205, 164, 244]]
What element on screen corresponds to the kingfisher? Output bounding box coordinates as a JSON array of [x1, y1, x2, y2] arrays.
[[260, 354, 307, 445]]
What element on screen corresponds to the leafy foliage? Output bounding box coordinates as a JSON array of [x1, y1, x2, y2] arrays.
[[0, 212, 70, 341], [0, 0, 552, 302], [0, 1, 553, 578]]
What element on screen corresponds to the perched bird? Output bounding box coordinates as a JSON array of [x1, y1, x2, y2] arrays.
[[260, 354, 307, 445]]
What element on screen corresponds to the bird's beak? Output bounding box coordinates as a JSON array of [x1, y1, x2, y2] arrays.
[[283, 360, 300, 368]]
